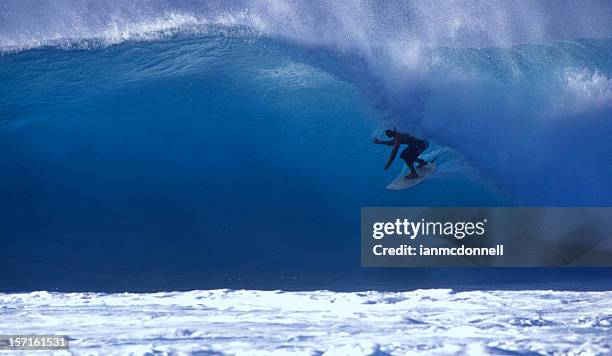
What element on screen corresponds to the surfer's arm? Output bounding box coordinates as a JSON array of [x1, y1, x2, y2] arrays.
[[373, 138, 395, 146], [384, 140, 400, 170]]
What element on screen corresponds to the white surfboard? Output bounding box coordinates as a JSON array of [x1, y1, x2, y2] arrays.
[[386, 162, 436, 190]]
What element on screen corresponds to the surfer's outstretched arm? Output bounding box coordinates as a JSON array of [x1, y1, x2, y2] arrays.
[[373, 138, 395, 146], [384, 139, 400, 170]]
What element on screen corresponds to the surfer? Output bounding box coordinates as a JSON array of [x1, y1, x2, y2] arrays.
[[374, 129, 429, 179]]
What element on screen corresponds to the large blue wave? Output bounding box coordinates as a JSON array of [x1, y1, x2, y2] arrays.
[[1, 1, 612, 290]]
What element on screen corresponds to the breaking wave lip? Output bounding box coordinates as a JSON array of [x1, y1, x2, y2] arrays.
[[0, 12, 265, 54]]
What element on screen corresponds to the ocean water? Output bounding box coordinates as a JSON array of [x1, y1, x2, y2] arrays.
[[2, 1, 612, 354]]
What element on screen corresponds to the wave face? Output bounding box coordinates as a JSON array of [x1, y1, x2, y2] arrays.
[[1, 1, 612, 289]]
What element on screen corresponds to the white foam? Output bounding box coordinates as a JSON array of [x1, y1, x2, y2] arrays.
[[258, 63, 335, 89], [0, 10, 263, 54], [1, 289, 610, 355], [555, 68, 612, 116]]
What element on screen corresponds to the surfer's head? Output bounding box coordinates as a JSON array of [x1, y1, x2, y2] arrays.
[[384, 129, 396, 138]]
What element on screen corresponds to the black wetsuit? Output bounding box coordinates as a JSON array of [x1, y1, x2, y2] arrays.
[[396, 133, 428, 163]]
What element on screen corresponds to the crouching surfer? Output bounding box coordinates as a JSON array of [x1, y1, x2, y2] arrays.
[[374, 128, 429, 179]]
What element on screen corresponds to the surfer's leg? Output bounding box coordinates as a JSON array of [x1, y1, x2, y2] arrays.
[[404, 161, 419, 179], [416, 158, 428, 167], [415, 141, 429, 167], [401, 147, 420, 178], [414, 140, 429, 167]]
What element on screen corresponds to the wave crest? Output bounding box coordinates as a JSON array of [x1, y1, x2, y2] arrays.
[[0, 11, 263, 54]]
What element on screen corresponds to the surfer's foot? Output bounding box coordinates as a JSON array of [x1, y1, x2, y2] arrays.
[[405, 172, 419, 179]]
